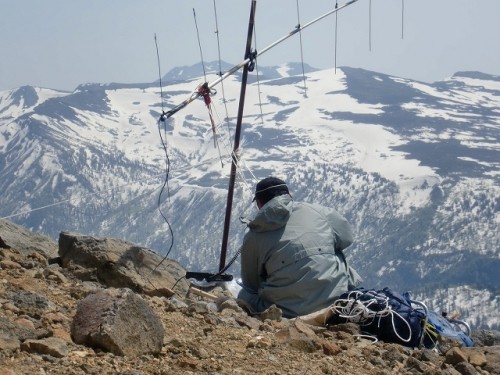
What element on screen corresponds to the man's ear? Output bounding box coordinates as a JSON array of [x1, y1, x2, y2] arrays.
[[256, 199, 263, 209]]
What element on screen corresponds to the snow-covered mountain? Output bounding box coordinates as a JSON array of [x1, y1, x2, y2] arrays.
[[1, 62, 498, 329]]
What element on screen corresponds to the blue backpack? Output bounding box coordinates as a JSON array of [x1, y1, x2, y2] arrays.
[[327, 287, 474, 349], [425, 309, 474, 348]]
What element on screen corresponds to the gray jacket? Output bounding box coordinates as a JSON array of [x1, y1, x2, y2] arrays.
[[238, 194, 362, 318]]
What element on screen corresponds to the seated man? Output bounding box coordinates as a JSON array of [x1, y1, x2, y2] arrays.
[[238, 177, 362, 318]]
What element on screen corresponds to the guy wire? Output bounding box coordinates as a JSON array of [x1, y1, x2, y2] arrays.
[[401, 0, 405, 39], [210, 105, 256, 192], [295, 0, 308, 97], [154, 34, 166, 115], [369, 0, 372, 52], [156, 118, 175, 262], [334, 0, 339, 74], [213, 0, 233, 148], [154, 33, 175, 268], [252, 21, 265, 126], [193, 8, 207, 82]]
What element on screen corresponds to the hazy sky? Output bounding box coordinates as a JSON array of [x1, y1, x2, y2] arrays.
[[1, 0, 499, 92]]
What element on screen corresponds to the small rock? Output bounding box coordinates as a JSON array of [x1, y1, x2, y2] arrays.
[[217, 297, 242, 313], [29, 252, 49, 265], [121, 371, 142, 375], [187, 301, 210, 314], [405, 356, 432, 373], [43, 267, 68, 283], [50, 327, 72, 343], [418, 348, 441, 363], [322, 340, 342, 356], [440, 364, 462, 375], [70, 266, 98, 282], [68, 282, 101, 300], [0, 260, 22, 270], [7, 290, 56, 318], [0, 316, 38, 345], [168, 337, 186, 348], [2, 303, 19, 313], [327, 322, 361, 336], [369, 355, 387, 367], [0, 248, 22, 261], [203, 313, 222, 326], [177, 356, 199, 369], [0, 368, 18, 375], [144, 287, 176, 298], [165, 297, 188, 312], [483, 346, 500, 374], [21, 337, 69, 358], [382, 345, 408, 365], [259, 304, 282, 321], [43, 312, 69, 324], [453, 361, 477, 375], [69, 350, 91, 358], [445, 347, 468, 365], [234, 314, 261, 331], [247, 335, 272, 349], [0, 334, 20, 351], [293, 319, 318, 339], [190, 346, 210, 359], [274, 325, 320, 353], [467, 350, 487, 367], [18, 261, 38, 269], [14, 318, 35, 330], [438, 335, 464, 354], [344, 347, 364, 358]]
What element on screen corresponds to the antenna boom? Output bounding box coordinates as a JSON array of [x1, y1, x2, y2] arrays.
[[160, 0, 359, 121]]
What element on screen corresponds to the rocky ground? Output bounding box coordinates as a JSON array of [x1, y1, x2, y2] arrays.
[[0, 220, 499, 375]]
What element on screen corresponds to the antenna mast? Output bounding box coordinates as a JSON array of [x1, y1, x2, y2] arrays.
[[219, 0, 257, 271]]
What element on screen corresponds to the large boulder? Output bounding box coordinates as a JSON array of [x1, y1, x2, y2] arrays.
[[71, 288, 164, 357], [58, 232, 189, 297], [0, 219, 58, 258]]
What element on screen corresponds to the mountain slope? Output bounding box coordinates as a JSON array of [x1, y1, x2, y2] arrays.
[[0, 64, 498, 329]]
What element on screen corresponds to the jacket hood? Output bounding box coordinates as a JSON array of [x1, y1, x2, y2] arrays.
[[248, 194, 293, 233]]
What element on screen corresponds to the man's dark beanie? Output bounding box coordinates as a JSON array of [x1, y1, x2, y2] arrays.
[[253, 177, 289, 205]]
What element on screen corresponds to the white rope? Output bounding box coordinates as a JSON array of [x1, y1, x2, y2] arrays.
[[332, 289, 414, 343], [353, 334, 378, 343]]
